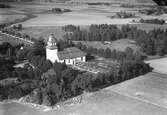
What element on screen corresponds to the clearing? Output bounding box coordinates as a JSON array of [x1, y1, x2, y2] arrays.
[[74, 39, 140, 52]]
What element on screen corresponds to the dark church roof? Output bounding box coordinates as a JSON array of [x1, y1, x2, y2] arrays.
[[58, 47, 86, 60]]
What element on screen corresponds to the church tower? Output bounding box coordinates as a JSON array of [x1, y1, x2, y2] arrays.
[[46, 34, 59, 63]]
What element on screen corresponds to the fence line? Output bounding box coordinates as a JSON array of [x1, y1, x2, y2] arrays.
[[0, 31, 34, 45]]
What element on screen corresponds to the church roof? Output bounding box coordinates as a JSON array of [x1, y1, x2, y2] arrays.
[[58, 47, 86, 60], [48, 34, 57, 43]]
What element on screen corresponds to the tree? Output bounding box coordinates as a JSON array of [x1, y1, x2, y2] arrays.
[[17, 24, 23, 30], [125, 47, 134, 60], [32, 38, 46, 57], [42, 92, 52, 106], [0, 42, 12, 55], [61, 68, 78, 84], [16, 49, 28, 61], [53, 62, 67, 73], [71, 73, 93, 94], [39, 59, 53, 73], [104, 48, 111, 58]]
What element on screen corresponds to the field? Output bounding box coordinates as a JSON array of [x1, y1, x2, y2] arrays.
[[12, 3, 140, 27], [1, 2, 167, 38], [0, 15, 26, 24], [20, 12, 136, 27], [15, 2, 163, 27], [74, 39, 140, 52], [20, 26, 65, 40], [146, 57, 167, 75], [109, 72, 167, 109], [15, 3, 167, 36], [69, 0, 155, 5], [44, 73, 167, 115]]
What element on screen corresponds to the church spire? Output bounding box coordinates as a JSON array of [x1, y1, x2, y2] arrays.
[[46, 34, 58, 49]]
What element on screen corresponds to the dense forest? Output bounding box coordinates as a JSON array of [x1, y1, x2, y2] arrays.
[[64, 24, 167, 56], [139, 18, 165, 25], [0, 37, 152, 106], [49, 8, 71, 13], [0, 4, 11, 8]]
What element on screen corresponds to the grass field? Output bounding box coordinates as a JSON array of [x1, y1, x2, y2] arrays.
[[20, 26, 65, 40], [15, 3, 138, 27], [17, 3, 167, 31], [109, 72, 167, 108], [146, 57, 167, 75], [74, 39, 140, 52], [1, 2, 167, 32], [20, 12, 136, 27], [0, 15, 26, 24]]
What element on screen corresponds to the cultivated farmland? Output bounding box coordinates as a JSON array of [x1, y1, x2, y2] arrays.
[[0, 15, 26, 24], [146, 57, 167, 75], [20, 26, 65, 40]]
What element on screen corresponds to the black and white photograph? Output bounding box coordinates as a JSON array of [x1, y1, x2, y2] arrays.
[[0, 0, 167, 115]]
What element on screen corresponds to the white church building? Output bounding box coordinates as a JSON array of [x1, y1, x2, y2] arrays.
[[46, 34, 86, 65]]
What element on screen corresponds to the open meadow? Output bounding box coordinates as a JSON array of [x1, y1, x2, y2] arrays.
[[109, 72, 167, 109], [20, 26, 65, 40], [146, 57, 167, 75], [16, 3, 167, 38], [20, 11, 135, 27], [44, 87, 167, 115], [0, 15, 26, 24], [11, 2, 146, 27], [74, 39, 140, 52]]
